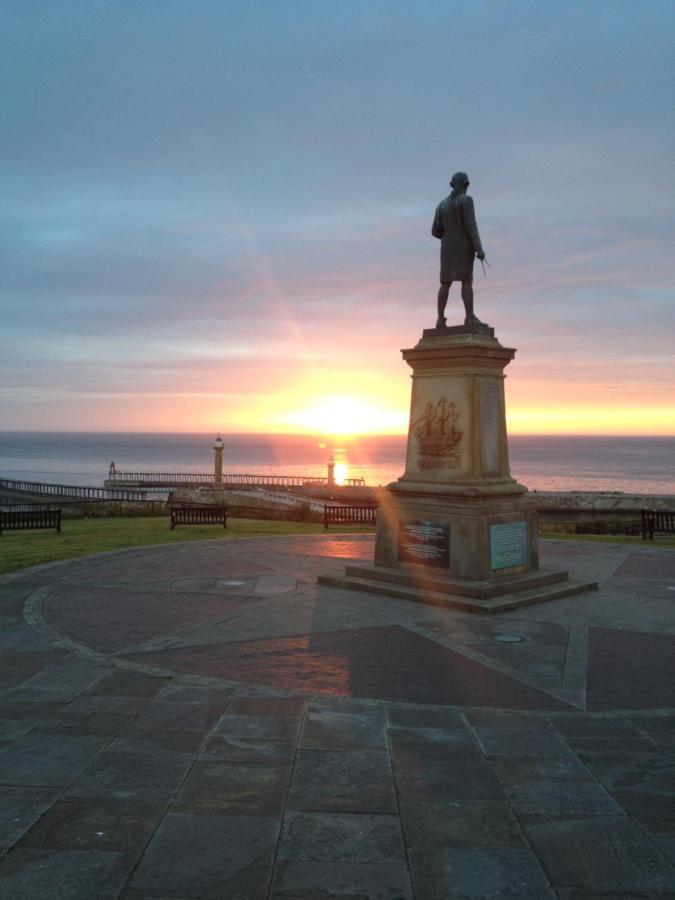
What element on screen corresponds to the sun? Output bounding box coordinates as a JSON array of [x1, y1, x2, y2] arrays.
[[281, 395, 406, 436]]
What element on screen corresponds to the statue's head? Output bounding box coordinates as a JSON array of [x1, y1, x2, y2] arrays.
[[450, 172, 470, 192]]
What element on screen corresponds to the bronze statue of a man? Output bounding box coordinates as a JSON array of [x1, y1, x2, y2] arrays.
[[432, 172, 486, 328]]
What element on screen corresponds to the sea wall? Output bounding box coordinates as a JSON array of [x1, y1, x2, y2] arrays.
[[4, 481, 674, 532], [170, 485, 675, 532], [530, 491, 675, 530], [169, 487, 326, 524]]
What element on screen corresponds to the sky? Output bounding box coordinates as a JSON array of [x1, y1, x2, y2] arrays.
[[1, 0, 674, 436]]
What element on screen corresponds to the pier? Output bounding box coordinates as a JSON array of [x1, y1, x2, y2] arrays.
[[0, 476, 148, 501], [104, 471, 365, 489]]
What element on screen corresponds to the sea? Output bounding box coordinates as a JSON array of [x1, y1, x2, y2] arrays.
[[1, 432, 674, 495]]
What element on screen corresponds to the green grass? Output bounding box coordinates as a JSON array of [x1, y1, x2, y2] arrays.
[[0, 516, 373, 576], [1, 517, 672, 578]]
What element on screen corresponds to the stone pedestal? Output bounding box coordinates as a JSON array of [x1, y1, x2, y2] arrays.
[[319, 326, 597, 613]]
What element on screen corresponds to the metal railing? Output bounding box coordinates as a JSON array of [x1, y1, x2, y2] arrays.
[[0, 508, 62, 534], [642, 508, 675, 539], [107, 471, 215, 485], [106, 471, 366, 488], [0, 498, 167, 518], [0, 476, 147, 501], [324, 505, 378, 528]]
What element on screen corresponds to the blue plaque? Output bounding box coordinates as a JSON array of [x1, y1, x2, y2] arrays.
[[490, 521, 528, 570]]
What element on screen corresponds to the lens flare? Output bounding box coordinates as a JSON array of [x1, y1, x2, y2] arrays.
[[333, 461, 348, 485]]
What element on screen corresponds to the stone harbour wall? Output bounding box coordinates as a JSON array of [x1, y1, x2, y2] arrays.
[[169, 486, 675, 532]]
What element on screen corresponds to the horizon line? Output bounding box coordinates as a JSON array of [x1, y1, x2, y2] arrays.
[[1, 430, 674, 439]]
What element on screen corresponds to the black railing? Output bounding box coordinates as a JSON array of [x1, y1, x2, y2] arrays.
[[324, 505, 378, 528], [170, 506, 228, 529], [0, 498, 167, 519], [642, 508, 675, 539], [0, 508, 61, 534], [107, 471, 366, 488], [107, 471, 215, 485], [0, 476, 147, 501]]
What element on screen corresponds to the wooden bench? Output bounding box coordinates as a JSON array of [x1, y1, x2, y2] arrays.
[[324, 505, 377, 529], [641, 509, 675, 540], [0, 508, 61, 535], [170, 506, 227, 530]]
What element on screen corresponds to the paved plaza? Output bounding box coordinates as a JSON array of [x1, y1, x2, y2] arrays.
[[0, 533, 674, 898]]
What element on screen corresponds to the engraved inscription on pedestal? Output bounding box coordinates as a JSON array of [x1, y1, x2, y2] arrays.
[[413, 397, 462, 471], [479, 379, 501, 476], [398, 521, 450, 568], [490, 521, 528, 570]]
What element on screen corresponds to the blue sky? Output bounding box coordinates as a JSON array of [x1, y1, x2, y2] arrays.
[[2, 0, 674, 433]]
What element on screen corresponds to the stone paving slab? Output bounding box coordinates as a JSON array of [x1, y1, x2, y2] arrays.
[[64, 739, 195, 801], [0, 734, 108, 786], [174, 760, 291, 816], [524, 816, 675, 893], [128, 812, 279, 899], [0, 533, 674, 897], [0, 847, 129, 900], [278, 810, 406, 864], [288, 749, 398, 813], [0, 786, 60, 853], [269, 860, 414, 899], [409, 846, 556, 899], [300, 706, 388, 751]]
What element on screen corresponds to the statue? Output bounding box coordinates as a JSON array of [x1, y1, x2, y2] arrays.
[[432, 172, 486, 328]]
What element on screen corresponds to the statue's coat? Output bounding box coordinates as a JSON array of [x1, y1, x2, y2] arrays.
[[432, 192, 484, 283]]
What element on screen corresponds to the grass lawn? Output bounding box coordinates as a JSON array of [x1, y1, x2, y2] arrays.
[[0, 516, 373, 576], [1, 517, 672, 577]]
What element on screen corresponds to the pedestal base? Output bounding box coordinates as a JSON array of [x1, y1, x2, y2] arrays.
[[374, 488, 539, 581], [318, 564, 597, 614], [317, 485, 597, 613], [318, 328, 597, 612]]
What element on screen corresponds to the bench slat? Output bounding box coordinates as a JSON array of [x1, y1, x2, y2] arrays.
[[170, 506, 227, 529], [324, 505, 377, 528], [641, 509, 675, 539], [0, 509, 61, 534]]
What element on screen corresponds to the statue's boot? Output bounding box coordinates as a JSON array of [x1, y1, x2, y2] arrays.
[[436, 316, 447, 328], [464, 313, 485, 327], [463, 291, 485, 327]]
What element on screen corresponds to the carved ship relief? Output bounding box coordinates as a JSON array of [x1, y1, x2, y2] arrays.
[[413, 396, 463, 470]]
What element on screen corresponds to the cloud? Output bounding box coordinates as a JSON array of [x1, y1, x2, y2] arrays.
[[1, 1, 674, 432]]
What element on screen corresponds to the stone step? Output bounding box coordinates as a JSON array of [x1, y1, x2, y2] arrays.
[[317, 572, 598, 614], [343, 564, 570, 600]]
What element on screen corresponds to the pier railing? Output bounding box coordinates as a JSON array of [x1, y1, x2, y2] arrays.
[[107, 472, 216, 485], [0, 498, 167, 519], [105, 471, 366, 488], [0, 477, 147, 501]]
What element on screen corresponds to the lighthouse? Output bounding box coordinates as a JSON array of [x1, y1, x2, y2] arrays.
[[213, 434, 224, 487]]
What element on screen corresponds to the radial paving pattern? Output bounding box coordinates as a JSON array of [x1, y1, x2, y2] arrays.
[[37, 534, 675, 713], [0, 533, 674, 898]]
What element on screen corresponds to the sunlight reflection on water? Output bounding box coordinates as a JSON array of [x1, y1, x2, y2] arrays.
[[0, 433, 673, 494]]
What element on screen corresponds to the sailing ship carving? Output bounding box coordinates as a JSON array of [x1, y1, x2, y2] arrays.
[[413, 397, 463, 468]]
